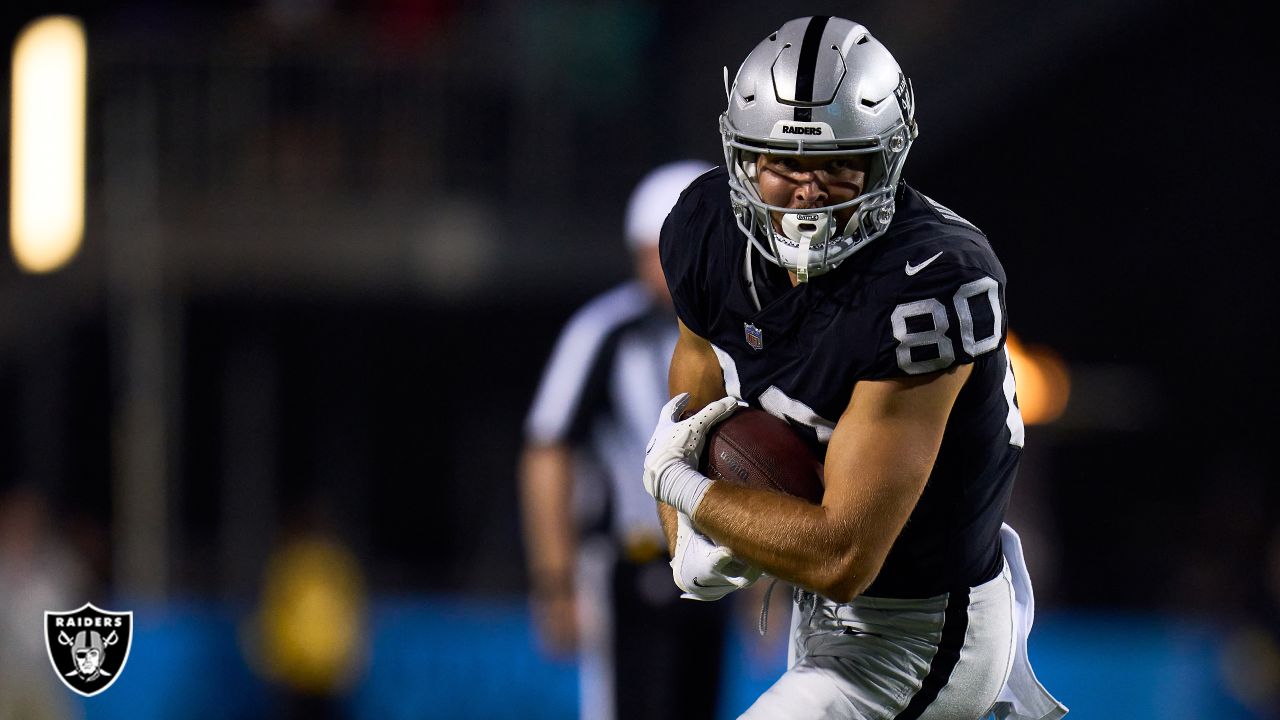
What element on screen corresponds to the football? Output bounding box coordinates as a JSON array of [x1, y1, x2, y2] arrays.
[[699, 408, 824, 503]]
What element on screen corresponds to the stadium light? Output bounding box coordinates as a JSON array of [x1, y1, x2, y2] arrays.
[[10, 15, 86, 274], [1006, 331, 1071, 425]]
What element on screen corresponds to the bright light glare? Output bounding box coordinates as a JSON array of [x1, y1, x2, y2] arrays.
[[1006, 331, 1071, 425], [10, 16, 86, 273]]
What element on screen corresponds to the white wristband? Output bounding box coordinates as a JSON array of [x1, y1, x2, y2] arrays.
[[659, 460, 714, 517]]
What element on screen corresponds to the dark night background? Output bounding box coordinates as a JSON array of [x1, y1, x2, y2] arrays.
[[0, 1, 1274, 718]]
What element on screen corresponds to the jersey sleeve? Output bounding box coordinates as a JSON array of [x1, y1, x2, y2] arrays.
[[524, 285, 645, 445], [863, 240, 1009, 379], [659, 180, 713, 338]]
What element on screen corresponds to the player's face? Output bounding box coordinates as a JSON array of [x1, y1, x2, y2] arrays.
[[755, 153, 868, 230]]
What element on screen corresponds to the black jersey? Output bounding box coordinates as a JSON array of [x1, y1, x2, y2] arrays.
[[660, 167, 1024, 598]]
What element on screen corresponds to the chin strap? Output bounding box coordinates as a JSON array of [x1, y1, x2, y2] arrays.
[[743, 239, 762, 311]]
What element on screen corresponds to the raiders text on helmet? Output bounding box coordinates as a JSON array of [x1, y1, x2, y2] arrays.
[[721, 16, 918, 281]]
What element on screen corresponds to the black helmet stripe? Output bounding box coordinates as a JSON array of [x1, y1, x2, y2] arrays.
[[792, 15, 830, 122]]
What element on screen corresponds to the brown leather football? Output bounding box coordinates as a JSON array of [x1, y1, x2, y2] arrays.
[[699, 408, 824, 504]]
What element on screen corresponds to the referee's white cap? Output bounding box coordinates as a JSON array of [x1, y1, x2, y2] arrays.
[[625, 160, 714, 251]]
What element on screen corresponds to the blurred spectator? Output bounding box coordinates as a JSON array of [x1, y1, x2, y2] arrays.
[[243, 498, 368, 720], [0, 485, 87, 720], [1218, 523, 1280, 719], [519, 160, 725, 720]]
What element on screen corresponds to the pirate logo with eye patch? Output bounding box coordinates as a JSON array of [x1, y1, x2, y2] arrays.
[[45, 603, 133, 696]]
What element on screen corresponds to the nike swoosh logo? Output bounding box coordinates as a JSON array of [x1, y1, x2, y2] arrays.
[[691, 578, 716, 589], [905, 251, 943, 276]]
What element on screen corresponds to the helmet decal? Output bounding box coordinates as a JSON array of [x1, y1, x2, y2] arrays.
[[790, 15, 830, 121]]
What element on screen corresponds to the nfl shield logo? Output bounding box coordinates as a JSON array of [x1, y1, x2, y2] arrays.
[[45, 603, 133, 697], [744, 323, 764, 351]]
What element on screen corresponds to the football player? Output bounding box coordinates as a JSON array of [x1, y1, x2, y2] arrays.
[[642, 17, 1067, 720]]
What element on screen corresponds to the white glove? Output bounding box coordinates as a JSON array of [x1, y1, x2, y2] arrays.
[[642, 394, 739, 516], [671, 511, 762, 601]]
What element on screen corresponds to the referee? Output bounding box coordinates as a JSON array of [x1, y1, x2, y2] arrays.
[[520, 161, 725, 720]]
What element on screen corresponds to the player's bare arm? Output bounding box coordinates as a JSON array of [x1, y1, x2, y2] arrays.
[[657, 318, 729, 552], [668, 318, 728, 414], [691, 362, 972, 603]]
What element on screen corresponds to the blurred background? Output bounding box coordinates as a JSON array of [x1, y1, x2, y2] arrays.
[[0, 0, 1275, 718]]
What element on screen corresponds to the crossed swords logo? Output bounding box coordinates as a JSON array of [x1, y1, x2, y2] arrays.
[[45, 603, 133, 697]]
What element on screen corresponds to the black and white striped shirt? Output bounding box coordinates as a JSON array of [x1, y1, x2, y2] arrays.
[[526, 281, 677, 542]]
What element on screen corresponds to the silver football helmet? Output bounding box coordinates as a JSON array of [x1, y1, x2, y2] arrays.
[[721, 17, 918, 281]]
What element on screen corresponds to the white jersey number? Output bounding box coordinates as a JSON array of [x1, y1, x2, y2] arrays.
[[891, 276, 1002, 375], [712, 344, 836, 444], [759, 386, 835, 444], [889, 276, 1023, 447], [891, 299, 955, 375]]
